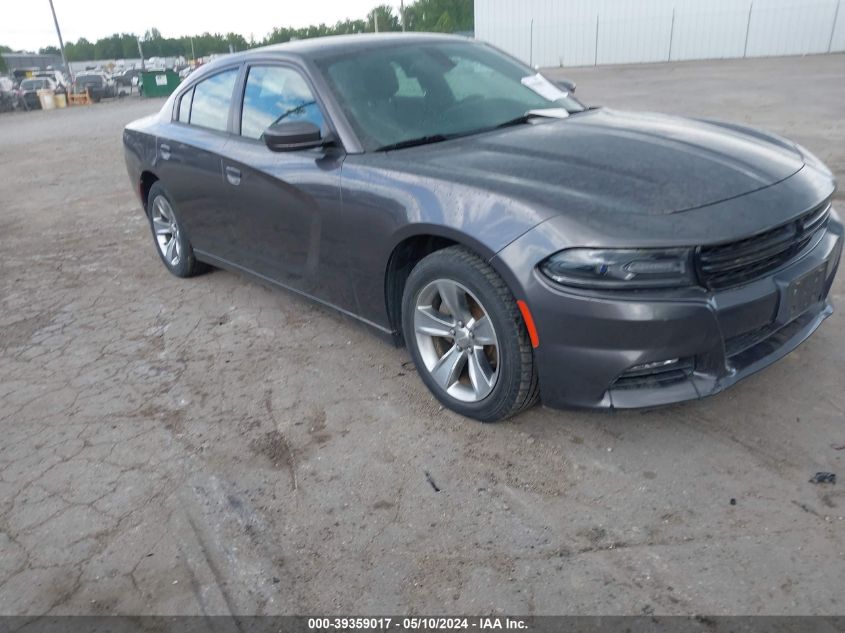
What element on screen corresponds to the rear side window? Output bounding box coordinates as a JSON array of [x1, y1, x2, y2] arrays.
[[189, 68, 238, 132], [178, 88, 193, 124], [240, 65, 325, 140]]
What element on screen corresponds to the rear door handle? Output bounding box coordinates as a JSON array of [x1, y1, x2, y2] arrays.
[[159, 143, 171, 160], [225, 166, 241, 186]]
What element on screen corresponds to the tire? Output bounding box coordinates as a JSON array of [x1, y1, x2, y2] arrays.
[[146, 182, 207, 278], [402, 246, 539, 422]]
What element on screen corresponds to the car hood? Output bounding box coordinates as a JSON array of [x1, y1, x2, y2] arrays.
[[383, 108, 805, 216]]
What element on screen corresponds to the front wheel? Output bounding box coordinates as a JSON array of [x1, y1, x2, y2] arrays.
[[402, 246, 539, 422]]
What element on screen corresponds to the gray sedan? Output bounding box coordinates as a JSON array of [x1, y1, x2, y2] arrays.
[[123, 33, 842, 421]]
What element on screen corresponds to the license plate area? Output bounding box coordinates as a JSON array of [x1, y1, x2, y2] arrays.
[[781, 262, 827, 322]]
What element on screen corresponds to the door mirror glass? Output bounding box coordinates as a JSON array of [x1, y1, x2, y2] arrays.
[[263, 121, 323, 152]]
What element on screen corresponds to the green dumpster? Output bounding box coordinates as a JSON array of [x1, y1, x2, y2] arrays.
[[139, 70, 180, 98]]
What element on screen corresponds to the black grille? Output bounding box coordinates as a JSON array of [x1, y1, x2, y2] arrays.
[[696, 203, 830, 289]]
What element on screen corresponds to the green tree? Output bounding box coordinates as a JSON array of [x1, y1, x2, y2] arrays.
[[20, 0, 475, 65], [433, 11, 455, 33], [225, 32, 249, 52], [93, 34, 122, 60], [405, 0, 473, 32], [368, 5, 401, 32], [0, 44, 10, 73], [121, 34, 139, 60], [39, 45, 60, 55], [65, 37, 94, 62]]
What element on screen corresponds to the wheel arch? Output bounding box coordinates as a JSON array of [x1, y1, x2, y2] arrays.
[[139, 170, 160, 213], [383, 225, 515, 344]]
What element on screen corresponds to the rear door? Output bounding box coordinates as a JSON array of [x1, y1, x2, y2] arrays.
[[219, 62, 352, 309], [156, 66, 239, 258]]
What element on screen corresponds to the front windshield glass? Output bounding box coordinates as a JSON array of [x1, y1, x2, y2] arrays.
[[316, 40, 584, 151], [21, 79, 44, 90]]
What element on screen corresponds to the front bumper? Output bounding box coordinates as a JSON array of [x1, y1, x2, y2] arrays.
[[494, 212, 843, 410]]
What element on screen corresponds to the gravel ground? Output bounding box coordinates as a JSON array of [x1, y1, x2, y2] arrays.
[[0, 53, 843, 616]]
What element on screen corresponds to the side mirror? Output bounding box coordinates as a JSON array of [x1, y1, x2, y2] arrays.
[[263, 121, 324, 152], [554, 79, 576, 94]]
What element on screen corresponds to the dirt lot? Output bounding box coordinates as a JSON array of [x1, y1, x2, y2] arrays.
[[1, 54, 844, 616]]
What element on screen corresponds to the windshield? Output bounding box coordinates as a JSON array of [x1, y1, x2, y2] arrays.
[[21, 79, 45, 90], [77, 75, 103, 86], [316, 40, 584, 151]]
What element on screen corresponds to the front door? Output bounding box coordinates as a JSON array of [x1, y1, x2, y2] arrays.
[[220, 64, 353, 310]]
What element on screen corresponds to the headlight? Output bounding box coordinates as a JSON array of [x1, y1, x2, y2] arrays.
[[539, 248, 696, 289]]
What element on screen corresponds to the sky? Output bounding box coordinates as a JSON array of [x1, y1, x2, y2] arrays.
[[1, 0, 403, 52]]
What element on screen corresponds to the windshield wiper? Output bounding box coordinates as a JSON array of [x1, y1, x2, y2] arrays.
[[375, 109, 575, 151], [374, 134, 451, 152]]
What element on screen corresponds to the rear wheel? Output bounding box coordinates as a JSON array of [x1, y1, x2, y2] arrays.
[[402, 246, 539, 422], [146, 182, 206, 278]]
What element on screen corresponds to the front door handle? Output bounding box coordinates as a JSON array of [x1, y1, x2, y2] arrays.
[[225, 166, 241, 186], [159, 143, 171, 160]]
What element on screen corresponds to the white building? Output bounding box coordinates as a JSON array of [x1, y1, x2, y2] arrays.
[[475, 0, 845, 67]]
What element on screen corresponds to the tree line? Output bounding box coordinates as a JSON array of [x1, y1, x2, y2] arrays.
[[3, 0, 472, 65]]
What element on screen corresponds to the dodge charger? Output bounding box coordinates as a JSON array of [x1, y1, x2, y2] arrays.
[[123, 33, 842, 421]]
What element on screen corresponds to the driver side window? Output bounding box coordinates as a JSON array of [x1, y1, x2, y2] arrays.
[[240, 66, 325, 140]]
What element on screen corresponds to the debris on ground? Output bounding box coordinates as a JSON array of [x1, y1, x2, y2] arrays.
[[831, 443, 845, 451], [424, 471, 441, 492], [809, 472, 837, 485], [730, 498, 737, 505]]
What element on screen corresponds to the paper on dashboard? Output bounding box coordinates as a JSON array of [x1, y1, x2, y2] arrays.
[[520, 73, 568, 101]]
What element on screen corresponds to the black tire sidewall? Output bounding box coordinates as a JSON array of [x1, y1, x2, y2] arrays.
[[402, 252, 526, 422], [147, 183, 196, 278]]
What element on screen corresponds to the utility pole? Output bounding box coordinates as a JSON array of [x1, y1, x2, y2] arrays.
[[374, 11, 379, 33], [190, 36, 195, 61], [47, 0, 72, 81], [743, 1, 754, 58], [400, 0, 406, 31], [137, 37, 145, 71]]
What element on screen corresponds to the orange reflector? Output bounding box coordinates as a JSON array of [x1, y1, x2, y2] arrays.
[[516, 300, 539, 349]]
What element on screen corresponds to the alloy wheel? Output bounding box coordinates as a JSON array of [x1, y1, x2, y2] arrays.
[[413, 279, 500, 403], [151, 196, 181, 267]]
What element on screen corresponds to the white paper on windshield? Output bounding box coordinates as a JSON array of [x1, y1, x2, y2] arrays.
[[526, 108, 569, 119], [521, 73, 568, 101]]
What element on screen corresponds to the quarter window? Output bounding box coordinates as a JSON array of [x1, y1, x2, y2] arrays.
[[178, 88, 193, 124], [240, 66, 325, 140], [189, 68, 238, 132]]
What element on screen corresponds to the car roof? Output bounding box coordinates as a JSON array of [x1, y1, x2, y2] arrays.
[[202, 32, 470, 70], [262, 32, 466, 56]]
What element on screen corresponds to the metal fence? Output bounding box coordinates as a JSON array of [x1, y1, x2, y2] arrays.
[[475, 0, 845, 67]]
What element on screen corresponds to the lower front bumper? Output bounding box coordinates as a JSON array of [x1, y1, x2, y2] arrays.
[[605, 302, 832, 409], [493, 216, 843, 410]]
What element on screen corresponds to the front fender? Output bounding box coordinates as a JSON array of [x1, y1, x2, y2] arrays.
[[339, 157, 550, 329]]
